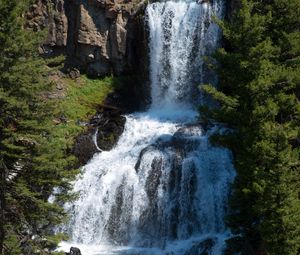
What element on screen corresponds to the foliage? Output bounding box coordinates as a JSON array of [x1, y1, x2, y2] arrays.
[[0, 0, 75, 254], [52, 75, 117, 144], [199, 0, 300, 254], [0, 1, 116, 254]]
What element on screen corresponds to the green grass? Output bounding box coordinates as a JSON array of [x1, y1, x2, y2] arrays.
[[58, 75, 115, 120], [48, 73, 140, 161], [52, 75, 119, 146]]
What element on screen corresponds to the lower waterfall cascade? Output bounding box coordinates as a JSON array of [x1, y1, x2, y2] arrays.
[[59, 0, 236, 254]]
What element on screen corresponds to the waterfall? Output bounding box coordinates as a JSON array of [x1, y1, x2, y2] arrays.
[[60, 1, 236, 254]]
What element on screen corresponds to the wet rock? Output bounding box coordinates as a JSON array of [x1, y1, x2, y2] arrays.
[[73, 104, 126, 166], [172, 125, 202, 149], [134, 145, 157, 173], [199, 0, 211, 4], [154, 124, 202, 153], [132, 0, 148, 16], [145, 157, 163, 202], [95, 108, 126, 151], [106, 179, 133, 244], [184, 238, 215, 255], [65, 247, 81, 255], [73, 128, 99, 166]]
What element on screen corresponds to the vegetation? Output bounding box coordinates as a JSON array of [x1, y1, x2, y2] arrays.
[[51, 75, 116, 151], [1, 0, 299, 254], [0, 1, 116, 254], [200, 0, 300, 254]]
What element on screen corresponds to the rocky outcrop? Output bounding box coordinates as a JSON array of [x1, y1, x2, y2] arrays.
[[27, 0, 147, 77], [184, 238, 215, 255], [65, 246, 82, 255], [26, 0, 68, 53], [93, 108, 126, 150], [27, 0, 149, 166], [73, 104, 126, 165], [73, 129, 99, 166]]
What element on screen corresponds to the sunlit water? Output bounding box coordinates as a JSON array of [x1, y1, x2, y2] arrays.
[[58, 1, 235, 254]]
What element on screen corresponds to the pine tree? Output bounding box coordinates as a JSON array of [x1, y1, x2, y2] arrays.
[[200, 0, 300, 254], [0, 1, 77, 254]]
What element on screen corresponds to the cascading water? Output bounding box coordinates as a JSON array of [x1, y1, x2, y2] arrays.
[[59, 1, 236, 254]]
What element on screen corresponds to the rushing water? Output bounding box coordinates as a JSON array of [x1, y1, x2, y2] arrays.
[[59, 1, 236, 254]]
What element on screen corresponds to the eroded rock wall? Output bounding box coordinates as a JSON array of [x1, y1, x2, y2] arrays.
[[27, 0, 146, 77]]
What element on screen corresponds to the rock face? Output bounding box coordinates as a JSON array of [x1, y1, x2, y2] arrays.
[[65, 246, 82, 255], [27, 1, 149, 166], [93, 108, 126, 151], [73, 104, 126, 165], [73, 129, 99, 166], [27, 0, 147, 77], [184, 238, 215, 255], [26, 0, 68, 52]]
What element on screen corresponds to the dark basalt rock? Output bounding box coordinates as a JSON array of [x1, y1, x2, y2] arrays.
[[153, 124, 202, 154], [145, 157, 163, 203], [65, 246, 82, 255], [95, 108, 126, 151], [73, 104, 126, 166], [199, 0, 211, 4], [73, 128, 99, 166], [134, 145, 157, 173], [184, 238, 215, 255], [105, 179, 134, 244]]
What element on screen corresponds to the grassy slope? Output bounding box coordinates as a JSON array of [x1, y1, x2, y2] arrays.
[[51, 75, 119, 157]]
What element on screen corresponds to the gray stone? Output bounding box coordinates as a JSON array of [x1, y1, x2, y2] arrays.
[[66, 247, 81, 255], [27, 0, 146, 76], [73, 129, 99, 166]]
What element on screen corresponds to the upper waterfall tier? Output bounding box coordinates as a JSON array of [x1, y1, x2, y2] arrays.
[[148, 0, 223, 111]]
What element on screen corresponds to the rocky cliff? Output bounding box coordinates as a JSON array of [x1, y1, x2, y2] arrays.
[[27, 0, 147, 77], [26, 0, 150, 166]]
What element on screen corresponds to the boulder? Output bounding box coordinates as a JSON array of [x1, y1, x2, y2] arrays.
[[70, 247, 81, 255], [95, 108, 126, 151], [65, 247, 82, 255], [184, 238, 215, 255], [73, 104, 126, 166], [73, 129, 99, 166]]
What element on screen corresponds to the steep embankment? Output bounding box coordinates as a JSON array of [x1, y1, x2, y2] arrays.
[[26, 0, 149, 166]]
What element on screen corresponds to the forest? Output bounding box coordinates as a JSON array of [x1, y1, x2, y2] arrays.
[[0, 0, 299, 255], [200, 0, 300, 254]]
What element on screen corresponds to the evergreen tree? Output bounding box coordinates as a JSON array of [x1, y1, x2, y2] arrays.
[[0, 1, 77, 254], [200, 0, 300, 254]]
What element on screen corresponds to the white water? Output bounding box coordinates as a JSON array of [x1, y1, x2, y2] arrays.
[[59, 1, 235, 254]]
